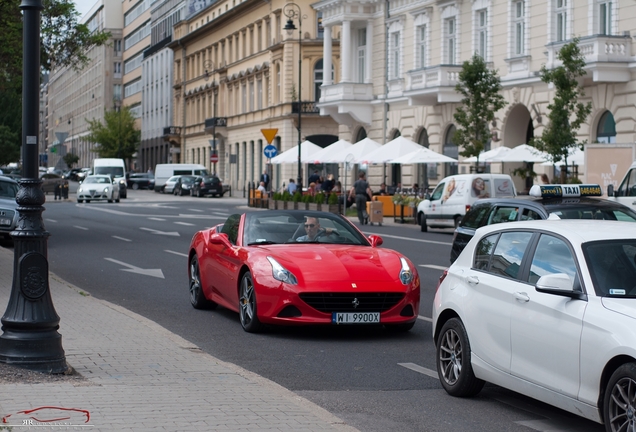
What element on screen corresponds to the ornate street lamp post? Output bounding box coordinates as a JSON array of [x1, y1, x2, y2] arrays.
[[0, 0, 66, 372], [283, 3, 304, 188]]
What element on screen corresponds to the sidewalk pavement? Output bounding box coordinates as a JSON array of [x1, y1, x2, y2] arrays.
[[0, 246, 358, 432]]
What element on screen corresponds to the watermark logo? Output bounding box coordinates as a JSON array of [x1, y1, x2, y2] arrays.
[[2, 406, 92, 429]]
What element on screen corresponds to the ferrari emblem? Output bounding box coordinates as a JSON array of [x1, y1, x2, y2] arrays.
[[351, 283, 357, 288], [352, 298, 360, 309]]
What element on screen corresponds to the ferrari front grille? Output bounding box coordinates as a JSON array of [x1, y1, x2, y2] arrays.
[[299, 292, 405, 313]]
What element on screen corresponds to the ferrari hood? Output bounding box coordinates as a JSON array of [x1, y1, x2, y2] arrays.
[[268, 245, 403, 285]]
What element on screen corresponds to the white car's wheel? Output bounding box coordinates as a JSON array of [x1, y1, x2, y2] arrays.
[[604, 363, 636, 432], [436, 318, 484, 397]]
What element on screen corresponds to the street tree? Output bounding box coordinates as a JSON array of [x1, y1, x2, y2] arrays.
[[86, 106, 141, 168], [63, 152, 79, 168], [453, 54, 507, 171], [0, 0, 110, 166], [0, 125, 20, 167], [533, 38, 592, 177]]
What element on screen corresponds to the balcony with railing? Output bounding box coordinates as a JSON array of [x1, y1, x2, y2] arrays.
[[163, 126, 181, 146], [204, 117, 228, 135], [291, 101, 320, 114], [317, 82, 374, 126], [404, 65, 463, 105], [546, 35, 632, 82]]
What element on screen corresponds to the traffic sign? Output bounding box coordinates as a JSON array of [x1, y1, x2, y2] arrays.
[[210, 152, 219, 163], [264, 145, 277, 159], [261, 128, 278, 144]]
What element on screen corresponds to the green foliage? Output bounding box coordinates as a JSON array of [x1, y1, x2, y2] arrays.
[[315, 192, 326, 204], [0, 0, 110, 169], [511, 166, 537, 181], [0, 125, 20, 167], [454, 54, 507, 167], [328, 192, 338, 205], [86, 106, 140, 166], [282, 190, 292, 201], [272, 192, 282, 200], [301, 194, 313, 204], [63, 152, 79, 168], [292, 192, 302, 202], [532, 38, 592, 165]]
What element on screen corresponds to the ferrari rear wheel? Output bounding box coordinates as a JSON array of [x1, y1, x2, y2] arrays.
[[239, 271, 263, 333], [189, 255, 217, 310]]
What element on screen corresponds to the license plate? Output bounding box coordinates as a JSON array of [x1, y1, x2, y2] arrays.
[[332, 312, 380, 324], [0, 218, 10, 226]]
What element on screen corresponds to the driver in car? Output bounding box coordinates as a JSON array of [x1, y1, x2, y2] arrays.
[[296, 217, 336, 242]]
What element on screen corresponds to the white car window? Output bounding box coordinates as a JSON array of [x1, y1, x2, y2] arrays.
[[527, 235, 577, 286], [488, 232, 533, 280]]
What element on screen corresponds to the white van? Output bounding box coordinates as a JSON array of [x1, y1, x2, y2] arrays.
[[607, 161, 636, 211], [416, 173, 516, 231], [93, 158, 127, 198], [154, 164, 208, 192]]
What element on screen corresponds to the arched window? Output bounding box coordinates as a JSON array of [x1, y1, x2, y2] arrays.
[[356, 127, 367, 142], [444, 124, 458, 176], [596, 111, 616, 143]]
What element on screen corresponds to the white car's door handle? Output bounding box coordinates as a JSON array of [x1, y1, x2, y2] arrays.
[[467, 275, 479, 285], [514, 292, 530, 302]]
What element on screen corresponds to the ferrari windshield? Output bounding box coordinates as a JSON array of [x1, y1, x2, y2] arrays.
[[243, 211, 369, 246], [583, 239, 636, 298]]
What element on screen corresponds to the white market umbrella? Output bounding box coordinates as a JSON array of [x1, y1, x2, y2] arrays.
[[490, 144, 550, 163], [328, 137, 382, 163], [463, 146, 511, 163], [303, 139, 352, 163], [388, 147, 458, 164], [541, 147, 584, 166], [270, 140, 322, 164], [359, 136, 424, 164]]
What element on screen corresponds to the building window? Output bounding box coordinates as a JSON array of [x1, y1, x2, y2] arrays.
[[124, 20, 151, 50], [416, 25, 427, 69], [114, 62, 122, 77], [445, 18, 456, 64], [257, 79, 262, 109], [596, 111, 616, 143], [124, 52, 143, 74], [314, 59, 323, 101], [317, 12, 324, 39], [241, 83, 247, 113], [357, 28, 366, 83], [389, 31, 400, 79], [249, 81, 254, 112], [475, 9, 487, 59], [512, 1, 525, 56], [599, 1, 612, 35], [113, 39, 122, 55], [444, 124, 458, 176], [276, 63, 281, 103], [555, 0, 567, 42]]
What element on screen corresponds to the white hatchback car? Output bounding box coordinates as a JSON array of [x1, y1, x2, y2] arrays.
[[77, 175, 120, 203], [433, 220, 636, 432]]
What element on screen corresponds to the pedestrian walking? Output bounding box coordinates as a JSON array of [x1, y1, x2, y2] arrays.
[[349, 172, 372, 224]]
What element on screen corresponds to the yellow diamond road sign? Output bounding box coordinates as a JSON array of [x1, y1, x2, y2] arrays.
[[261, 128, 278, 144]]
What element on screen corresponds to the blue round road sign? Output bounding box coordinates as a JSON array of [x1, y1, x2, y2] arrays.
[[264, 145, 277, 158]]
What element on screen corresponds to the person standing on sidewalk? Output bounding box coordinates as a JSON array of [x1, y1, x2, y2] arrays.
[[349, 171, 372, 225]]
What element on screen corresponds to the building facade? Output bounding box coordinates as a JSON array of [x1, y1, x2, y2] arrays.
[[168, 0, 340, 192], [139, 0, 186, 172], [314, 0, 636, 192], [46, 0, 123, 170]]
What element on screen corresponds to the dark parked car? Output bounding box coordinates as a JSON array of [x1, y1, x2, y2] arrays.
[[40, 173, 68, 195], [63, 168, 83, 181], [450, 183, 636, 263], [0, 176, 19, 244], [173, 175, 197, 196], [190, 175, 224, 197], [127, 173, 155, 190]]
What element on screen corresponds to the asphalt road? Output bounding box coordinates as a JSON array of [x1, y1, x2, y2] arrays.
[[1, 189, 604, 432]]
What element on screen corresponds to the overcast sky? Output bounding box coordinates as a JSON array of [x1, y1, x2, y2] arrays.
[[73, 0, 95, 20]]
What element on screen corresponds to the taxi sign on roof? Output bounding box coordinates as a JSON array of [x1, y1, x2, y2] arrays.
[[529, 184, 602, 198]]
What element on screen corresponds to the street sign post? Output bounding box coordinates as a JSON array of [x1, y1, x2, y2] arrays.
[[210, 152, 219, 163], [264, 145, 277, 159], [260, 128, 278, 144]]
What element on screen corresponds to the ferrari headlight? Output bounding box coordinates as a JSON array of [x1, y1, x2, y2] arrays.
[[399, 257, 413, 285], [267, 256, 298, 285]]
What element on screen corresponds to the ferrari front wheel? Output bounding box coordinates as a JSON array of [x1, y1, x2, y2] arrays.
[[239, 271, 263, 333], [189, 255, 216, 310]]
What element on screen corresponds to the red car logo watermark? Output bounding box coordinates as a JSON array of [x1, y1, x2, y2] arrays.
[[2, 406, 91, 427]]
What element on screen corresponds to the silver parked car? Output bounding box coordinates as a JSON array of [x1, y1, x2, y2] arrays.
[[77, 175, 120, 203], [0, 176, 19, 244], [162, 175, 181, 194]]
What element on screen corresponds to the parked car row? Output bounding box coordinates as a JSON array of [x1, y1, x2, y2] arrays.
[[160, 174, 226, 197]]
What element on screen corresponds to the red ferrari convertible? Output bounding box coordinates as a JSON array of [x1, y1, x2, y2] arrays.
[[188, 210, 420, 332]]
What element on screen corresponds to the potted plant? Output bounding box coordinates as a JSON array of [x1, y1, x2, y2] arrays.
[[270, 192, 281, 209], [314, 192, 326, 211], [291, 191, 302, 210], [280, 190, 292, 209], [303, 193, 315, 211], [326, 192, 340, 214]]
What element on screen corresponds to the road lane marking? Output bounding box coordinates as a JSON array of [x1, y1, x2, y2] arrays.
[[148, 217, 166, 221], [174, 222, 195, 226], [398, 363, 439, 379], [165, 250, 188, 257], [104, 258, 165, 279], [46, 219, 57, 223], [363, 232, 452, 246], [140, 227, 180, 236], [112, 236, 132, 242], [419, 264, 448, 271], [417, 315, 432, 322], [74, 226, 88, 230], [188, 209, 203, 212], [79, 206, 226, 220]]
